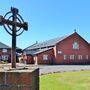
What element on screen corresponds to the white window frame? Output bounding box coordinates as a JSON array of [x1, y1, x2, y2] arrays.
[[64, 55, 67, 60], [2, 49, 7, 53], [70, 55, 74, 60], [2, 55, 8, 60], [58, 51, 62, 54], [43, 54, 48, 60], [72, 42, 79, 50], [78, 55, 82, 60]]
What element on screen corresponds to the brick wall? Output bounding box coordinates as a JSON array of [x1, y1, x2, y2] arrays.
[[55, 33, 90, 64], [0, 68, 39, 90], [26, 55, 34, 64], [36, 49, 54, 64]]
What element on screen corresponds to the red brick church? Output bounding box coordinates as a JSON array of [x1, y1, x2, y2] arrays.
[[0, 42, 22, 62], [0, 42, 11, 62], [24, 32, 90, 65]]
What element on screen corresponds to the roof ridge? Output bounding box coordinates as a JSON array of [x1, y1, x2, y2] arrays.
[[24, 34, 71, 50]]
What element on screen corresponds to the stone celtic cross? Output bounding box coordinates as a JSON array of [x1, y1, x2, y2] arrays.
[[0, 7, 28, 68]]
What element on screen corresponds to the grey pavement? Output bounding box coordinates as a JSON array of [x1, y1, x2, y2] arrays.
[[1, 64, 90, 75], [38, 65, 90, 75]]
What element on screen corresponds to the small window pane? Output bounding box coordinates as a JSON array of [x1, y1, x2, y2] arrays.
[[70, 55, 74, 60], [64, 55, 66, 60], [43, 55, 48, 60], [58, 51, 62, 54], [78, 55, 82, 60], [72, 42, 79, 49], [2, 49, 7, 53], [2, 55, 8, 60]]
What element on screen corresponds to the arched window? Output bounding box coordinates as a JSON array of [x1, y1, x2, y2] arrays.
[[72, 42, 79, 49]]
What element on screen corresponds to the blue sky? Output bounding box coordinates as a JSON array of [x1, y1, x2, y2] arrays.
[[0, 0, 90, 49]]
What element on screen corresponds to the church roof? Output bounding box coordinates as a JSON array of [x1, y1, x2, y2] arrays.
[[24, 35, 69, 50], [0, 42, 10, 49], [24, 32, 90, 55], [24, 48, 53, 55]]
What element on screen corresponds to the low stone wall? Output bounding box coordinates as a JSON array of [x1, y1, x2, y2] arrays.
[[0, 68, 39, 90]]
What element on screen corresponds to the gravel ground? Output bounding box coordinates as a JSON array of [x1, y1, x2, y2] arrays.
[[0, 64, 90, 75], [38, 65, 90, 75]]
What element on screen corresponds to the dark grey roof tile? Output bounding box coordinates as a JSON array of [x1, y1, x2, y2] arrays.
[[0, 42, 10, 48], [25, 35, 69, 50]]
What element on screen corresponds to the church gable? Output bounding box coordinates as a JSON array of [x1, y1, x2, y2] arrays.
[[56, 32, 89, 50], [55, 32, 90, 64]]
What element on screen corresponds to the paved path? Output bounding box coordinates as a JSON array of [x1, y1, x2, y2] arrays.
[[1, 64, 90, 75], [38, 65, 90, 75]]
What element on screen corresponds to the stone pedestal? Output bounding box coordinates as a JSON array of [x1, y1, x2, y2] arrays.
[[0, 67, 39, 90]]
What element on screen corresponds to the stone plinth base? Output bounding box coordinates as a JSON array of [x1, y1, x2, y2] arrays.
[[0, 68, 39, 90]]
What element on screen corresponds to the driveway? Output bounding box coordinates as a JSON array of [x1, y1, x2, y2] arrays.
[[1, 64, 90, 75], [38, 65, 90, 75]]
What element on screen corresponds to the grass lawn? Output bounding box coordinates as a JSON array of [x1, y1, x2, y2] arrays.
[[40, 70, 90, 90]]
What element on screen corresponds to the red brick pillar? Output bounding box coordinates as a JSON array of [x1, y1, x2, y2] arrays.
[[0, 68, 39, 90]]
